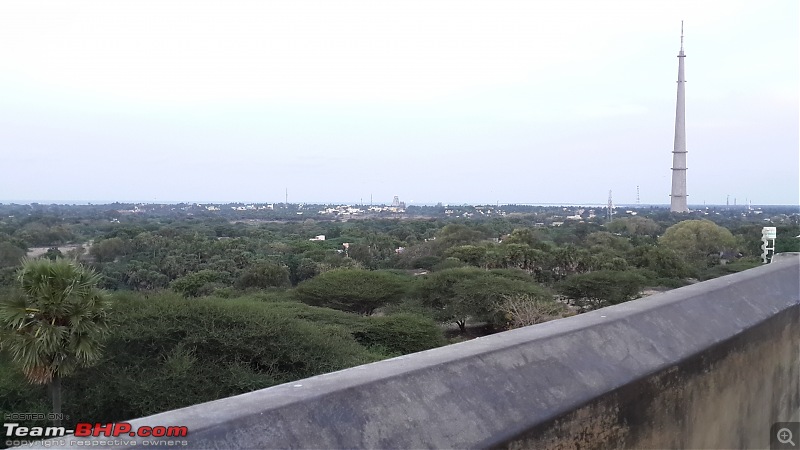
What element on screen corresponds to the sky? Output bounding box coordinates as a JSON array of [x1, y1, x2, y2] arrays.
[[0, 0, 797, 206]]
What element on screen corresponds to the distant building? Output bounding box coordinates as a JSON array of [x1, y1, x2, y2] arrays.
[[309, 235, 325, 241]]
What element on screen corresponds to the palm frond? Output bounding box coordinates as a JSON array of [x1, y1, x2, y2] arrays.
[[3, 258, 112, 385]]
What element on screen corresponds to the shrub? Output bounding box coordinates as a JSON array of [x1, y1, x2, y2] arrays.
[[61, 292, 383, 424], [495, 294, 572, 329], [352, 314, 446, 355]]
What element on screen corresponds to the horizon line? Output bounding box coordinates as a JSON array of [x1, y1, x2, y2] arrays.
[[1, 200, 798, 208]]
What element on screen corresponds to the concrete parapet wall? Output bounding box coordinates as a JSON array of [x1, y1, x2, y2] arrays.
[[33, 254, 800, 449]]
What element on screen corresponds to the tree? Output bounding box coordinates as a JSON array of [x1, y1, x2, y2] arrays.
[[433, 224, 484, 253], [170, 270, 227, 297], [126, 268, 170, 291], [294, 258, 320, 283], [659, 220, 737, 268], [416, 267, 550, 332], [0, 241, 26, 268], [548, 245, 593, 280], [415, 267, 484, 331], [627, 245, 691, 279], [43, 248, 64, 261], [236, 262, 291, 289], [775, 226, 800, 253], [557, 270, 646, 310], [503, 228, 542, 247], [452, 275, 549, 330], [445, 245, 487, 267], [410, 255, 441, 271], [584, 231, 632, 256], [496, 294, 572, 329], [62, 292, 384, 423], [294, 269, 408, 315], [89, 237, 128, 263], [351, 313, 446, 355], [0, 258, 111, 425], [607, 217, 661, 237], [495, 243, 548, 276]]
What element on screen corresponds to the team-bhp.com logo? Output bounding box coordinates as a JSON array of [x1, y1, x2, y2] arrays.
[[4, 422, 189, 447]]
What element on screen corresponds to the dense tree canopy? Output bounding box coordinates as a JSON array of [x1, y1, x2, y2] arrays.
[[294, 269, 409, 315], [660, 219, 737, 268], [606, 216, 661, 237], [1, 202, 795, 435], [236, 262, 291, 290]]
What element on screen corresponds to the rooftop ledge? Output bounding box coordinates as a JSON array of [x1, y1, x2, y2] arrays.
[[29, 253, 800, 449]]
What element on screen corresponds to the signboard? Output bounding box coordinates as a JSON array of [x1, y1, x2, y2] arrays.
[[762, 227, 777, 239]]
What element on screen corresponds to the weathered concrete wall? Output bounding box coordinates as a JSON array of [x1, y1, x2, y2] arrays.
[[505, 295, 799, 449], [31, 254, 799, 449]]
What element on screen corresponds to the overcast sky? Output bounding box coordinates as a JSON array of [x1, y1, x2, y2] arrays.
[[1, 0, 797, 206]]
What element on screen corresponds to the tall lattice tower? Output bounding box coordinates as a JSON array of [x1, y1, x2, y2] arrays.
[[670, 22, 689, 212]]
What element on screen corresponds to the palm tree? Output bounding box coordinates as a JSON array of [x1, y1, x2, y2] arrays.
[[0, 258, 111, 426]]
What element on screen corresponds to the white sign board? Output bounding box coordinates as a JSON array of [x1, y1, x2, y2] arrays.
[[762, 227, 777, 239]]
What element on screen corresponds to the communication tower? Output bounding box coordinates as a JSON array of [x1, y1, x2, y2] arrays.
[[670, 21, 689, 212]]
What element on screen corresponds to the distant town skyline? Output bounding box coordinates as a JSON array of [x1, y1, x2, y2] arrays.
[[0, 198, 788, 209], [1, 1, 797, 206]]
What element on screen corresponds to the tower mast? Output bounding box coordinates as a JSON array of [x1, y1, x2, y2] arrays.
[[670, 21, 689, 213]]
